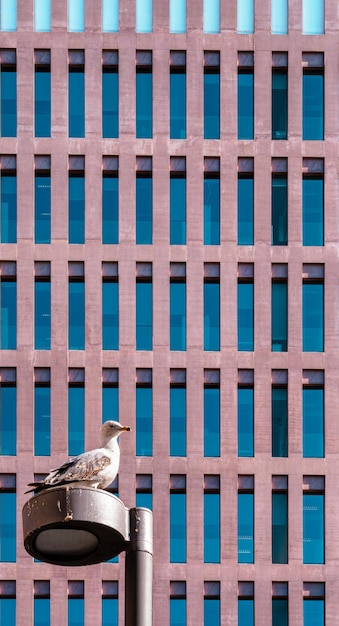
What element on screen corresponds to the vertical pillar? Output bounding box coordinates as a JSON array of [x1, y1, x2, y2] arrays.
[[125, 508, 153, 626]]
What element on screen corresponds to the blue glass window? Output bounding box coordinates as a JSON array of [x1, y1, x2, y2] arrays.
[[34, 383, 51, 456], [238, 69, 254, 139], [170, 479, 186, 563], [102, 0, 119, 32], [302, 282, 324, 351], [204, 60, 220, 139], [170, 384, 186, 457], [271, 0, 288, 34], [69, 172, 85, 244], [170, 173, 186, 244], [303, 492, 324, 564], [68, 0, 85, 31], [204, 598, 220, 625], [136, 475, 152, 509], [302, 0, 324, 34], [102, 382, 119, 423], [204, 483, 220, 563], [272, 598, 288, 626], [136, 382, 152, 456], [238, 174, 254, 245], [35, 279, 51, 350], [272, 386, 288, 457], [102, 171, 118, 244], [272, 491, 288, 563], [0, 381, 16, 455], [170, 597, 186, 626], [204, 276, 220, 351], [238, 386, 254, 457], [170, 61, 186, 139], [136, 56, 152, 138], [272, 175, 287, 245], [103, 67, 118, 139], [302, 176, 323, 245], [102, 274, 119, 350], [238, 490, 254, 563], [69, 58, 85, 137], [303, 387, 324, 458], [237, 0, 254, 33], [303, 599, 324, 626], [35, 172, 51, 244], [34, 597, 50, 626], [0, 483, 16, 562], [170, 0, 186, 33], [272, 70, 287, 139], [238, 599, 254, 626], [68, 382, 85, 455], [204, 174, 220, 245], [35, 58, 51, 137], [68, 597, 84, 626], [136, 172, 152, 244], [0, 0, 16, 31], [102, 598, 118, 626], [1, 171, 17, 243], [204, 383, 220, 457], [68, 278, 85, 350], [34, 0, 51, 31], [170, 271, 186, 351], [136, 0, 152, 32], [0, 597, 15, 625], [136, 279, 152, 351], [0, 277, 16, 349], [203, 0, 220, 33], [238, 280, 254, 351], [303, 70, 324, 139], [0, 57, 16, 136], [272, 280, 287, 351]]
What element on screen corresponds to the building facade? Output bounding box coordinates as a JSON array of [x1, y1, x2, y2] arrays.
[[0, 0, 337, 624]]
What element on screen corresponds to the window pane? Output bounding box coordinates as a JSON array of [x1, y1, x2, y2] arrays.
[[303, 599, 324, 626], [303, 71, 324, 139], [68, 386, 85, 455], [136, 177, 152, 244], [238, 282, 254, 351], [204, 599, 220, 625], [272, 176, 287, 245], [102, 175, 118, 243], [102, 0, 119, 32], [136, 492, 152, 509], [203, 0, 220, 33], [0, 492, 16, 561], [271, 0, 288, 34], [204, 493, 220, 563], [170, 492, 186, 562], [238, 176, 254, 245], [272, 386, 288, 457], [204, 282, 220, 351], [136, 387, 152, 456], [303, 493, 324, 564], [237, 0, 254, 33], [302, 177, 323, 245], [68, 0, 85, 31], [170, 387, 186, 457], [34, 0, 51, 31], [68, 598, 84, 626], [170, 599, 186, 626], [136, 282, 152, 350], [68, 282, 85, 350], [35, 174, 51, 243], [0, 0, 16, 30], [35, 281, 51, 350], [102, 598, 118, 626], [238, 599, 254, 626], [272, 70, 287, 139], [302, 0, 324, 34], [302, 283, 323, 351], [272, 598, 288, 626], [170, 0, 186, 33], [170, 177, 186, 244], [102, 69, 118, 138], [238, 492, 254, 563], [303, 388, 324, 457], [102, 386, 119, 423], [1, 174, 17, 243], [170, 70, 186, 139], [0, 598, 15, 625], [272, 281, 287, 351], [238, 387, 254, 457], [170, 282, 186, 351], [0, 385, 16, 455], [204, 386, 220, 457], [1, 281, 16, 349], [69, 68, 85, 137], [1, 67, 17, 136], [204, 72, 220, 139], [35, 67, 51, 137], [102, 281, 119, 350], [69, 175, 85, 244], [35, 386, 51, 456], [204, 177, 220, 245], [136, 71, 152, 138], [272, 492, 288, 563], [34, 597, 50, 626], [136, 0, 152, 32], [238, 71, 254, 139]]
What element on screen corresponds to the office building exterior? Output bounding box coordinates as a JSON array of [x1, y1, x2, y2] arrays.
[[0, 0, 336, 623]]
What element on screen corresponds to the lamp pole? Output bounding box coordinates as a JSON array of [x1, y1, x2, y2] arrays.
[[125, 508, 153, 626]]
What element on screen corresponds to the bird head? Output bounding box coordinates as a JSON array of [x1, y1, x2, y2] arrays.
[[100, 420, 131, 446]]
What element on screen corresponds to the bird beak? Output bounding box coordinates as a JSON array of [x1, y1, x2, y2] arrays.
[[121, 425, 131, 432]]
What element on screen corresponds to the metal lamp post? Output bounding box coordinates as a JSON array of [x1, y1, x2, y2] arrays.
[[22, 486, 153, 626]]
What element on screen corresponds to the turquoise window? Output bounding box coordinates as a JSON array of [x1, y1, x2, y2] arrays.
[[204, 599, 220, 625], [34, 0, 51, 31], [170, 66, 186, 139], [136, 0, 152, 32], [238, 492, 254, 563], [303, 70, 324, 139], [238, 70, 254, 139], [204, 386, 220, 457], [68, 280, 85, 350], [34, 384, 51, 456], [69, 63, 85, 137], [136, 281, 152, 350], [0, 0, 16, 31], [272, 491, 288, 563], [203, 0, 220, 33], [237, 0, 254, 33], [102, 598, 118, 626], [238, 281, 254, 351], [1, 62, 16, 137], [0, 383, 16, 455], [170, 174, 186, 244], [272, 386, 288, 457], [34, 598, 50, 626], [69, 173, 85, 244], [68, 0, 85, 31], [204, 69, 220, 139], [238, 386, 254, 457], [204, 281, 220, 351], [170, 493, 186, 562], [102, 65, 119, 138], [271, 0, 288, 34], [136, 64, 152, 138], [136, 386, 152, 456], [303, 387, 324, 458], [170, 0, 186, 33], [272, 598, 288, 626], [102, 0, 119, 32], [102, 385, 119, 423], [204, 491, 220, 563], [302, 0, 324, 34], [303, 599, 324, 626], [238, 599, 254, 626], [238, 174, 254, 245], [68, 598, 84, 626], [302, 176, 323, 245], [302, 282, 324, 351], [1, 172, 17, 243], [170, 281, 186, 351], [35, 279, 51, 350], [136, 175, 152, 244], [102, 279, 119, 350], [102, 173, 118, 243], [68, 384, 85, 455], [272, 70, 287, 139], [136, 492, 152, 509], [272, 280, 287, 351], [0, 489, 16, 561], [303, 493, 324, 564], [204, 175, 220, 245], [272, 175, 287, 245], [35, 62, 51, 137], [170, 386, 186, 457], [0, 279, 16, 349], [0, 598, 15, 625], [35, 173, 51, 244], [170, 598, 186, 626]]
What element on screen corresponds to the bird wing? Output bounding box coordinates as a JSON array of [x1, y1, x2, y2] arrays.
[[45, 449, 111, 486]]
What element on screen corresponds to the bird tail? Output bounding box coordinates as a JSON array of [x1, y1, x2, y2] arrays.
[[25, 482, 45, 494]]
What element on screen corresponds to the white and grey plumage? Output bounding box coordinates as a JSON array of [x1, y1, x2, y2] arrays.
[[26, 420, 130, 493]]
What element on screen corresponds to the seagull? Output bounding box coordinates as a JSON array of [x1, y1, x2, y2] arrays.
[[26, 420, 130, 494]]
